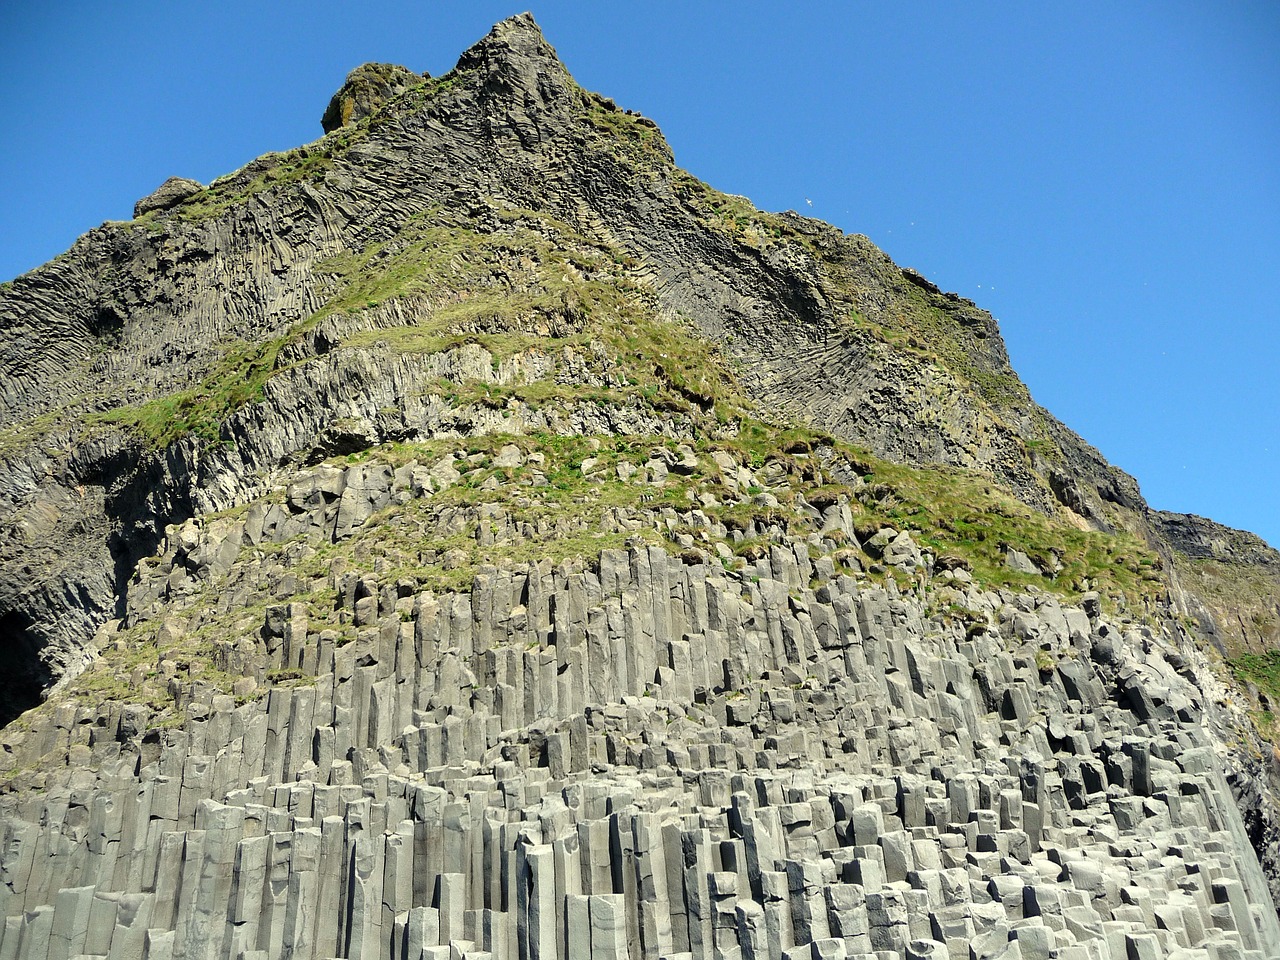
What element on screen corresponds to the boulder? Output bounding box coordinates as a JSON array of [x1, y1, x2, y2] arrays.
[[321, 62, 422, 133], [1005, 549, 1040, 576], [133, 176, 204, 217]]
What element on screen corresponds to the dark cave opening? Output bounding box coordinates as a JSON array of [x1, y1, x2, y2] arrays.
[[0, 611, 52, 727]]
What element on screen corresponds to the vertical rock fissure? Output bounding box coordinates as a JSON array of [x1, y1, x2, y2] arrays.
[[0, 611, 49, 727]]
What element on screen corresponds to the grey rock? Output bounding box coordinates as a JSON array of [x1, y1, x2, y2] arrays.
[[0, 13, 1276, 960], [133, 176, 204, 217], [321, 62, 422, 133], [1005, 549, 1039, 576]]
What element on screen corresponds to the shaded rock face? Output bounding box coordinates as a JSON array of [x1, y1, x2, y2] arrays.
[[0, 611, 48, 723], [1153, 511, 1280, 569], [1155, 510, 1280, 658], [0, 13, 1279, 958], [321, 61, 424, 133]]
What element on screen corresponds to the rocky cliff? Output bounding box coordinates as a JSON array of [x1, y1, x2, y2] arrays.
[[0, 13, 1278, 960]]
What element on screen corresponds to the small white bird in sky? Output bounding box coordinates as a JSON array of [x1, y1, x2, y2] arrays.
[[805, 198, 813, 207]]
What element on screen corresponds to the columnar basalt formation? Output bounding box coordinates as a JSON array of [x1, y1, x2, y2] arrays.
[[0, 447, 1277, 958], [1, 13, 1278, 960]]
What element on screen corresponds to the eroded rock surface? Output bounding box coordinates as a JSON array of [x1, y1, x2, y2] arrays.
[[134, 176, 205, 218], [0, 13, 1163, 696], [322, 62, 424, 133]]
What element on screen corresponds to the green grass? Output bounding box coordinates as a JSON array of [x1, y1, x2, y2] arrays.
[[690, 413, 1164, 607], [174, 146, 341, 222], [583, 92, 673, 162], [0, 409, 67, 459], [1230, 651, 1280, 746], [1232, 650, 1280, 700], [89, 337, 284, 446], [316, 422, 1166, 613], [1173, 554, 1280, 658], [308, 215, 746, 420], [672, 172, 793, 249], [391, 70, 466, 114], [850, 454, 1164, 605], [14, 414, 1181, 763]]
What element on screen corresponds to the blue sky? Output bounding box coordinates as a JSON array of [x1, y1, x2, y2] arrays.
[[2, 2, 1277, 547]]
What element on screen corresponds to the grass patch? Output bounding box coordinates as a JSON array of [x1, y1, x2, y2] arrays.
[[582, 92, 672, 162], [851, 454, 1163, 605], [15, 417, 1180, 751], [1173, 554, 1280, 658], [1231, 650, 1280, 702], [89, 337, 284, 445], [309, 215, 746, 419], [672, 172, 792, 249], [175, 146, 341, 222], [0, 409, 67, 459]]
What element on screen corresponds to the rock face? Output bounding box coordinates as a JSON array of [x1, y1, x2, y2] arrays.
[[1, 12, 1279, 960], [0, 12, 1152, 712], [1, 458, 1278, 958], [1153, 512, 1280, 571], [133, 176, 205, 218], [1155, 512, 1280, 655]]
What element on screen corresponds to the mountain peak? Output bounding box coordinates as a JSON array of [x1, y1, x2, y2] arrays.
[[2, 13, 1280, 950], [453, 11, 564, 79]]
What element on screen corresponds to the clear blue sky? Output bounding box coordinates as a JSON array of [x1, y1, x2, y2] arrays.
[[3, 2, 1278, 547]]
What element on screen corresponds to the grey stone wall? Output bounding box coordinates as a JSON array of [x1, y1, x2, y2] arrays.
[[0, 530, 1275, 958]]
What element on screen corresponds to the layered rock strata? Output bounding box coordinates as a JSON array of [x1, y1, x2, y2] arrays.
[[0, 12, 1155, 698]]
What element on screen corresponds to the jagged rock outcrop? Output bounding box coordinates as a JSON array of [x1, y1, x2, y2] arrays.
[[134, 177, 205, 218], [322, 62, 424, 133], [1155, 512, 1280, 656], [0, 12, 1155, 708], [1154, 514, 1280, 570], [1, 12, 1278, 959]]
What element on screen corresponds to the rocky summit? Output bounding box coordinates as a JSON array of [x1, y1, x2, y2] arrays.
[[1, 13, 1279, 960]]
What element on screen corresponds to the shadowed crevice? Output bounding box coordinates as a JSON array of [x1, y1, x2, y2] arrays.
[[0, 611, 51, 727]]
